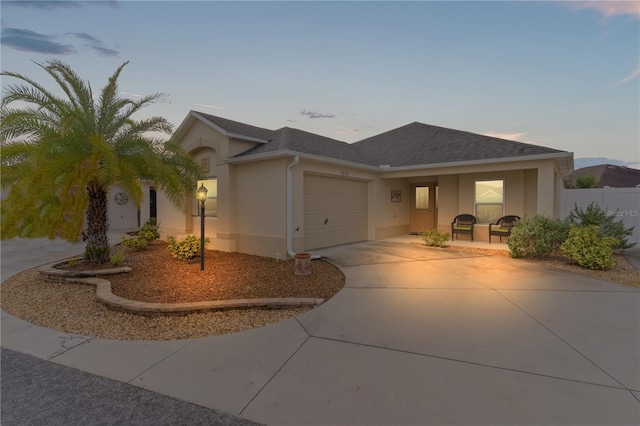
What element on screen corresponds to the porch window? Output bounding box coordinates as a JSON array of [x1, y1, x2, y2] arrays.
[[197, 179, 218, 217], [475, 179, 503, 224]]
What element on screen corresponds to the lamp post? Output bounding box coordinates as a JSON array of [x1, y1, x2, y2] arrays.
[[196, 184, 208, 271]]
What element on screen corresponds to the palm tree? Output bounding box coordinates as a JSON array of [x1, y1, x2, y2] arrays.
[[1, 60, 203, 263]]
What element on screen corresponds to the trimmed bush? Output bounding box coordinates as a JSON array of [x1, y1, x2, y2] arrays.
[[567, 202, 635, 251], [166, 234, 210, 262], [421, 229, 450, 248], [122, 236, 149, 251], [561, 225, 618, 270], [507, 215, 569, 259]]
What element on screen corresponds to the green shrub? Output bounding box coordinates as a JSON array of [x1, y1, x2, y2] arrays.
[[568, 202, 635, 251], [110, 248, 126, 266], [122, 236, 149, 251], [507, 215, 569, 258], [166, 234, 210, 262], [139, 219, 161, 241], [421, 229, 450, 248], [121, 219, 160, 251], [560, 225, 618, 270]]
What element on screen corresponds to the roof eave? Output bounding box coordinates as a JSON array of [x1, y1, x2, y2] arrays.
[[225, 149, 381, 171], [226, 149, 574, 175], [382, 152, 574, 173]]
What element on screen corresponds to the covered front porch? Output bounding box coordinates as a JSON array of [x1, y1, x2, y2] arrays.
[[373, 159, 562, 244]]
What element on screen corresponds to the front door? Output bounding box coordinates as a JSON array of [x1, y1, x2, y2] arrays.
[[410, 183, 436, 233]]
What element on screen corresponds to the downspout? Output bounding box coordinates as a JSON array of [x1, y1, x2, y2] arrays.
[[286, 156, 300, 258]]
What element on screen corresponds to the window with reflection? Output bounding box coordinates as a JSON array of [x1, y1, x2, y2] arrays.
[[415, 186, 429, 209], [197, 179, 218, 217], [475, 180, 503, 224]]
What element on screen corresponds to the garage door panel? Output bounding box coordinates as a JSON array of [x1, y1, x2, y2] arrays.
[[304, 174, 368, 250]]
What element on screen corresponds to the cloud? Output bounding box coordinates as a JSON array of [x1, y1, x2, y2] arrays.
[[567, 1, 640, 19], [191, 103, 224, 109], [0, 27, 75, 54], [1, 27, 119, 56], [615, 64, 640, 86], [68, 32, 119, 57], [300, 109, 335, 119], [483, 132, 526, 141], [4, 1, 118, 10], [335, 127, 359, 135], [120, 91, 145, 98], [91, 45, 119, 57]]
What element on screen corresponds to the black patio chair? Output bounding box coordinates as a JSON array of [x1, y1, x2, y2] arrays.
[[489, 215, 520, 243], [451, 214, 476, 242]]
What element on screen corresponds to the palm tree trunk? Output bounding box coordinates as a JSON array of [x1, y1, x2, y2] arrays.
[[85, 182, 110, 263]]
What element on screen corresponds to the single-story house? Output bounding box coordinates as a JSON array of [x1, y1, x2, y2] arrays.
[[158, 111, 574, 258], [565, 164, 640, 188]]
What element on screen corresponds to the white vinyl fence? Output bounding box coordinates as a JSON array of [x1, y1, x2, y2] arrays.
[[560, 187, 640, 245]]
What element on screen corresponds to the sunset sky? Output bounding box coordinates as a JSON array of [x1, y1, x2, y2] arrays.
[[2, 1, 639, 167]]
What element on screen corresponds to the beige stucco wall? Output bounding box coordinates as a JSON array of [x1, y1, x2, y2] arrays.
[[232, 157, 288, 257], [374, 178, 411, 239]]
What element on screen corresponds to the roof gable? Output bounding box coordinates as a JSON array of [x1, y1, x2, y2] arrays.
[[353, 122, 565, 167], [175, 111, 276, 143]]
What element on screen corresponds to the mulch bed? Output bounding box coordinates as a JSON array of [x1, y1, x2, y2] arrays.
[[56, 240, 345, 303]]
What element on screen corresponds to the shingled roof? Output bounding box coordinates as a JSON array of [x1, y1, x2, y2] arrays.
[[567, 164, 640, 188], [193, 113, 568, 167], [235, 127, 380, 165], [352, 122, 566, 167], [194, 112, 276, 142]]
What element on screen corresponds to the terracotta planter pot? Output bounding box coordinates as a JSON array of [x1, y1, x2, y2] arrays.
[[294, 252, 312, 276]]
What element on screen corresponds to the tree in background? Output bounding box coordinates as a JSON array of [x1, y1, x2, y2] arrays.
[[575, 172, 598, 188], [1, 60, 202, 262]]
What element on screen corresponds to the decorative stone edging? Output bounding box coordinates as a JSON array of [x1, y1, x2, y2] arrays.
[[38, 260, 132, 282], [37, 262, 324, 316]]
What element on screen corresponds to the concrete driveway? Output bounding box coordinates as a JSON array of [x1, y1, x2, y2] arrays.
[[2, 237, 639, 425]]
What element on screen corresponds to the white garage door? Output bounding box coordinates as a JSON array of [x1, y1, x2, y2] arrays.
[[304, 174, 368, 250]]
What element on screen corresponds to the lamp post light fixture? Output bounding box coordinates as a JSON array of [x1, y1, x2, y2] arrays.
[[196, 184, 208, 271]]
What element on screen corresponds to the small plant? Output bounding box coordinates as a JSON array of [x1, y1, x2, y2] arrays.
[[121, 218, 160, 251], [84, 246, 110, 263], [568, 202, 635, 251], [122, 236, 149, 251], [421, 229, 450, 248], [139, 218, 161, 241], [110, 248, 126, 266], [507, 215, 569, 258], [67, 258, 78, 267], [561, 225, 618, 270], [166, 234, 210, 262]]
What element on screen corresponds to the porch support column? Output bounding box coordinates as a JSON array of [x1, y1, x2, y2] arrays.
[[536, 162, 555, 217]]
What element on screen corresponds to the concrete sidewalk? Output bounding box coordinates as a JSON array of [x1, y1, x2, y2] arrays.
[[2, 236, 640, 425]]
